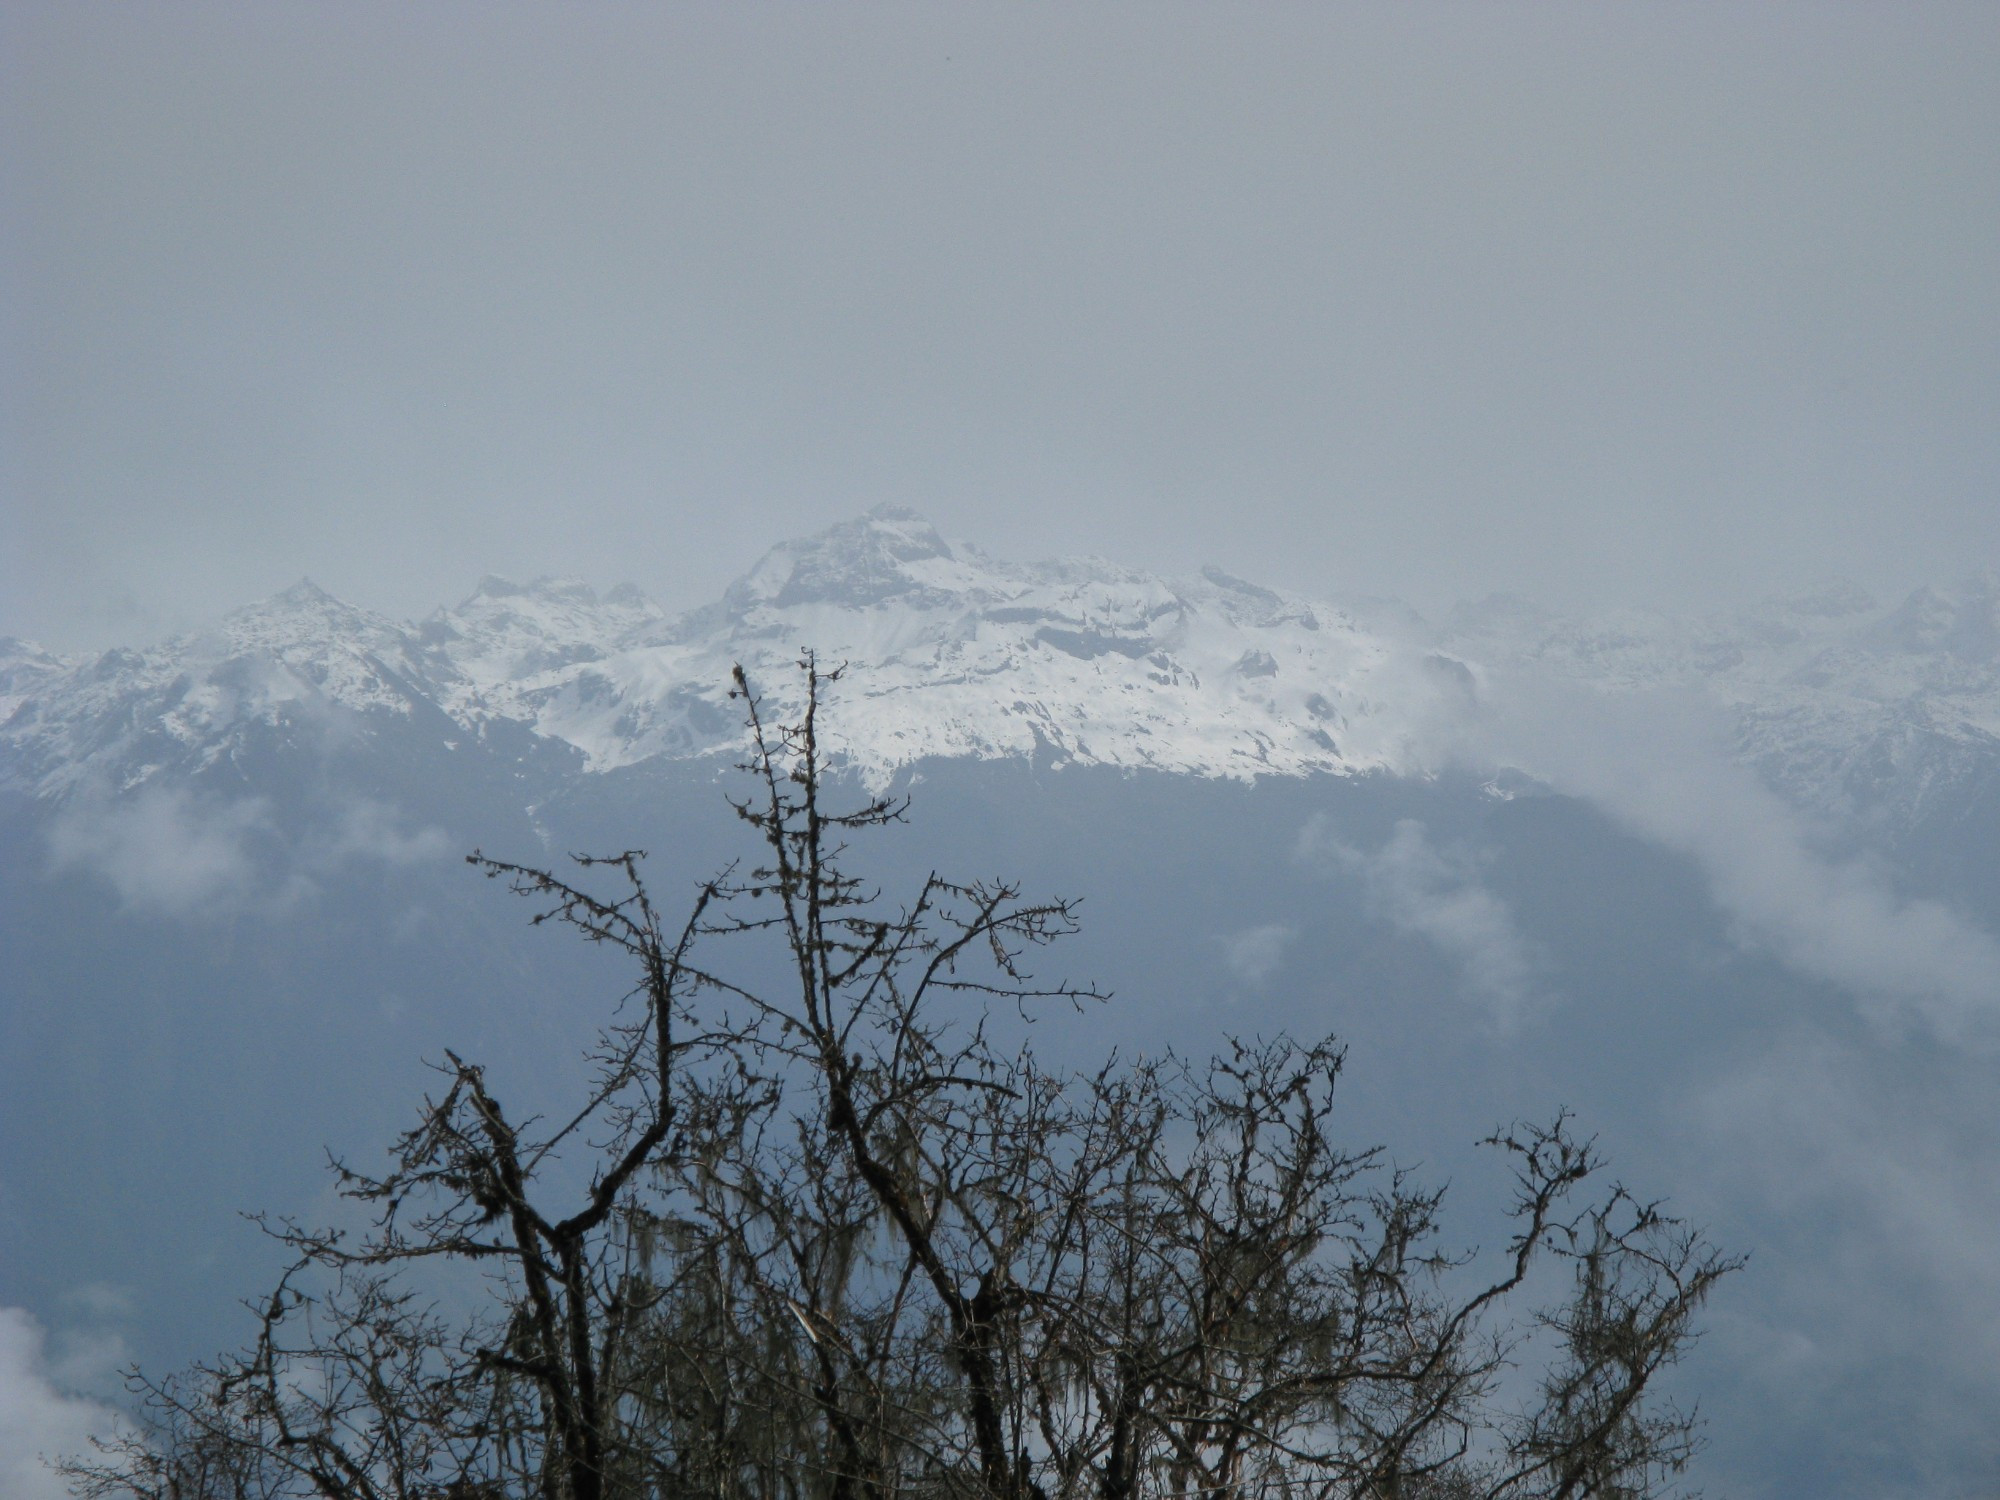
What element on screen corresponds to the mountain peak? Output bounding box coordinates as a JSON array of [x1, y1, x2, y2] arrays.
[[274, 577, 337, 607], [1869, 573, 2000, 659], [725, 508, 968, 613], [463, 574, 610, 608], [201, 584, 421, 699], [228, 578, 378, 635], [468, 574, 527, 601]]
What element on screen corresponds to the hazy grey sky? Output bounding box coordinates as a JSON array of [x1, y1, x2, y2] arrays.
[[4, 3, 1997, 649]]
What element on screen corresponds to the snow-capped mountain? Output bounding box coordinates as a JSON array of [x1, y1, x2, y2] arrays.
[[7, 505, 2000, 835], [0, 580, 445, 798], [0, 508, 1476, 797], [427, 508, 1490, 782], [0, 636, 71, 727], [1441, 572, 2000, 827]]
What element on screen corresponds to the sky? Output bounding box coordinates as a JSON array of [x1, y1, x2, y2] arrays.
[[3, 3, 1998, 651]]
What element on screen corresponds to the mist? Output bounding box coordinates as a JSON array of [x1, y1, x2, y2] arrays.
[[5, 3, 1999, 648]]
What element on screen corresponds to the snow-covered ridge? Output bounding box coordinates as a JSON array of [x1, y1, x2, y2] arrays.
[[415, 507, 1475, 784], [1442, 571, 2000, 821], [7, 508, 2000, 826], [0, 510, 1478, 796]]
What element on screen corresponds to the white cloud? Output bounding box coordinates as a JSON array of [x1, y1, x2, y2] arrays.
[[1220, 923, 1294, 983], [318, 798, 452, 867], [1470, 680, 2000, 1038], [47, 787, 452, 918], [1302, 816, 1544, 1027], [0, 1307, 126, 1500], [48, 785, 273, 917]]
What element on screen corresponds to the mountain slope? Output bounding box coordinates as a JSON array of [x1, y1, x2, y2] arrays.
[[3, 508, 1477, 797]]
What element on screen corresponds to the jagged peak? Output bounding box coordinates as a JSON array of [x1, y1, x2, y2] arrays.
[[274, 577, 336, 607], [0, 636, 69, 667], [1867, 570, 2000, 659], [194, 582, 419, 678], [820, 505, 957, 562], [466, 573, 528, 602], [0, 637, 73, 704], [226, 578, 378, 630], [725, 507, 968, 613]]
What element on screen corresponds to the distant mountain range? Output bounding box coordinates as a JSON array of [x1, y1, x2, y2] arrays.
[[9, 505, 2000, 839]]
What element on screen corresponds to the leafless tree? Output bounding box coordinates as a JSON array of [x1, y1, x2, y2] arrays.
[[63, 657, 1738, 1500]]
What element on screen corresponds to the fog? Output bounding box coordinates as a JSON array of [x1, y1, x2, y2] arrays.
[[5, 3, 1998, 648]]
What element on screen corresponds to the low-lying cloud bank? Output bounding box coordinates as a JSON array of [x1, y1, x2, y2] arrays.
[[47, 787, 452, 919], [47, 786, 277, 917], [1460, 677, 2000, 1038]]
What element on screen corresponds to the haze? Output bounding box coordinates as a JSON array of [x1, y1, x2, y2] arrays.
[[3, 3, 1997, 649]]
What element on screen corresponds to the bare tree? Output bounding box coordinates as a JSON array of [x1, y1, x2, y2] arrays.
[[64, 657, 1738, 1500]]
